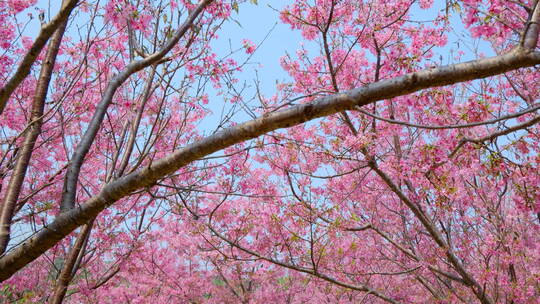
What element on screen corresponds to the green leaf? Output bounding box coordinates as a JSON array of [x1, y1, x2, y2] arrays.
[[212, 277, 226, 286]]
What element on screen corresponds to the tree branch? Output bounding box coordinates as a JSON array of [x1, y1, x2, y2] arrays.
[[355, 103, 540, 130], [0, 0, 79, 115], [449, 115, 540, 158], [59, 0, 215, 212], [523, 0, 540, 49], [0, 3, 70, 254], [207, 224, 401, 304], [0, 47, 539, 282]]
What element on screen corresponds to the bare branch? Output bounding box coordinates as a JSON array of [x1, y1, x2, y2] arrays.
[[49, 220, 94, 304]]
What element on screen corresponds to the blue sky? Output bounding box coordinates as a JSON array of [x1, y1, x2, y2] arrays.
[[210, 0, 304, 94], [25, 0, 495, 135], [27, 0, 490, 110], [201, 0, 491, 131]]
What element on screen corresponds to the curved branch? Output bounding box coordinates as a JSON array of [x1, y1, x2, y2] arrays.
[[523, 0, 540, 49], [0, 47, 539, 282], [356, 103, 540, 130], [368, 161, 493, 304], [59, 0, 214, 212], [207, 224, 401, 304], [0, 0, 79, 115], [449, 115, 540, 158]]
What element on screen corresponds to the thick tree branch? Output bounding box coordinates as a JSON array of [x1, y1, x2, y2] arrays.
[[0, 47, 539, 282], [0, 7, 70, 254], [49, 220, 93, 304], [0, 0, 79, 115], [523, 0, 540, 49], [449, 115, 540, 158], [59, 0, 214, 212]]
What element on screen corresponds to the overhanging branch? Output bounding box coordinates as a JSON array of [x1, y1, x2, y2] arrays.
[[0, 47, 539, 282], [0, 0, 79, 115]]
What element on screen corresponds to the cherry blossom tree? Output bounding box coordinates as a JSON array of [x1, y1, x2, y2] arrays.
[[0, 0, 539, 303]]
